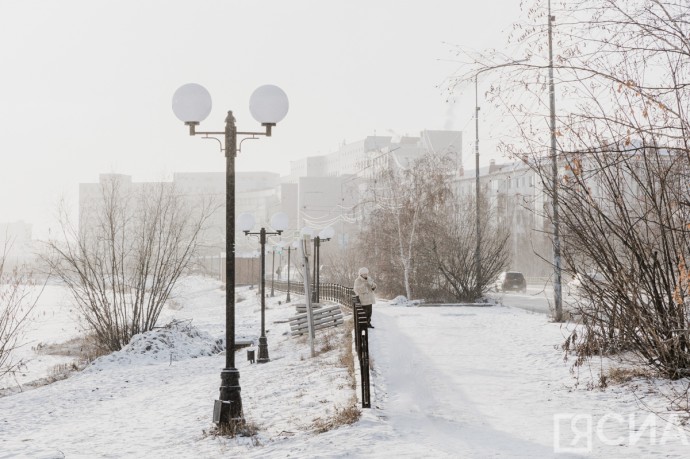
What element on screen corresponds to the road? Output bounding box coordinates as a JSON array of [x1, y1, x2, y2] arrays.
[[488, 284, 578, 317]]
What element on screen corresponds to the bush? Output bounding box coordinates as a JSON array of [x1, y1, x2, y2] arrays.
[[1, 250, 42, 380]]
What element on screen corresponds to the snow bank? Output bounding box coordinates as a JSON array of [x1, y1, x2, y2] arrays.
[[85, 321, 223, 371], [388, 295, 420, 306]]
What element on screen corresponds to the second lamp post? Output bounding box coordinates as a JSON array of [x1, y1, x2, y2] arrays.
[[239, 212, 288, 363], [301, 227, 335, 303]]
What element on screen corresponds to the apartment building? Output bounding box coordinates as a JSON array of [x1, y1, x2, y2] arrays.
[[454, 159, 552, 277], [284, 130, 463, 237], [79, 171, 281, 262], [0, 220, 34, 269]]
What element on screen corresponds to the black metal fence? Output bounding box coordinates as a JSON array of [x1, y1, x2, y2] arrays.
[[273, 280, 302, 296], [352, 295, 371, 408], [273, 281, 354, 309], [272, 280, 371, 408]]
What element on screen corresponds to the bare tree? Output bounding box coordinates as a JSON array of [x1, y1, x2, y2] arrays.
[[43, 176, 216, 352], [557, 143, 690, 379], [323, 245, 360, 288], [422, 190, 511, 302], [0, 241, 42, 380]]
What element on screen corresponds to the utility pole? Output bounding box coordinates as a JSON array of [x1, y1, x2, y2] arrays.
[[548, 0, 563, 321]]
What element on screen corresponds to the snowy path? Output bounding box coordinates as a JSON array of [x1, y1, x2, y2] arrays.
[[368, 305, 559, 458]]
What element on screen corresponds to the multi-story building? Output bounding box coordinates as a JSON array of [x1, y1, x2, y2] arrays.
[[454, 159, 552, 277], [78, 130, 463, 275], [79, 171, 282, 275], [282, 130, 463, 240], [0, 220, 34, 269]]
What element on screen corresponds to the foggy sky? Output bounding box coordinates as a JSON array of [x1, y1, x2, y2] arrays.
[[0, 0, 522, 236]]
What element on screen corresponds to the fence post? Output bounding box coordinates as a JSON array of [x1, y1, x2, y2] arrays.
[[359, 326, 371, 408], [351, 295, 371, 408]]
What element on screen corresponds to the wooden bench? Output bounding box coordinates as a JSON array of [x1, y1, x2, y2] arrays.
[[294, 303, 323, 314], [289, 304, 343, 336]]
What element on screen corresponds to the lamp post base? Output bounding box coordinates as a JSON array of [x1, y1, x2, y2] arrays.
[[214, 368, 243, 424], [257, 336, 270, 363]]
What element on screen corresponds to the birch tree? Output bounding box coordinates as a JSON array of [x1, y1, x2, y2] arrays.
[[356, 153, 453, 300], [355, 152, 511, 301]]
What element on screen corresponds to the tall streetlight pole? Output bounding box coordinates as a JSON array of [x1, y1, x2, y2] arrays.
[[250, 253, 256, 289], [474, 59, 527, 297], [548, 0, 564, 321], [315, 227, 335, 303], [270, 249, 276, 297], [172, 83, 289, 425], [302, 227, 334, 303], [475, 75, 482, 298], [285, 243, 296, 303], [238, 212, 288, 364]]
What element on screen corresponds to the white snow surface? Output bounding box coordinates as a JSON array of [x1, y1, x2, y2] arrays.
[[1, 276, 689, 458]]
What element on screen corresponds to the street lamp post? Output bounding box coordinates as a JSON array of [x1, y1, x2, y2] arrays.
[[238, 212, 288, 364], [548, 0, 563, 321], [172, 83, 288, 425], [250, 253, 256, 289], [473, 59, 527, 297], [270, 249, 276, 297], [302, 227, 334, 303], [474, 75, 482, 298], [285, 242, 297, 303]]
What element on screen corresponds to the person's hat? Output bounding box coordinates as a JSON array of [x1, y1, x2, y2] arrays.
[[358, 267, 369, 276]]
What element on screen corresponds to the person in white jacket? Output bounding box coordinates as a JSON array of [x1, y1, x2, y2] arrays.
[[353, 267, 377, 328]]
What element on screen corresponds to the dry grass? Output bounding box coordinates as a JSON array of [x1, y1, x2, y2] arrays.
[[308, 317, 362, 433], [31, 334, 109, 384], [203, 419, 261, 444], [0, 336, 109, 396], [605, 366, 653, 385], [34, 334, 107, 361], [338, 319, 356, 389], [316, 329, 337, 355], [311, 395, 361, 433]]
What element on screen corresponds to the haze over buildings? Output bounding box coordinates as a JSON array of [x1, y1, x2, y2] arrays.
[[0, 1, 522, 238]]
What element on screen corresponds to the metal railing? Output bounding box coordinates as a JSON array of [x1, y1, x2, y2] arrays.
[[273, 280, 303, 296], [273, 280, 354, 309], [352, 295, 371, 408]]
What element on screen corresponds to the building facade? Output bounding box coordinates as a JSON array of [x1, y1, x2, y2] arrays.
[[283, 130, 463, 238], [454, 158, 557, 277]]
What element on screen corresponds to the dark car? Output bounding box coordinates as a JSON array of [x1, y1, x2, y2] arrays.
[[495, 271, 527, 293]]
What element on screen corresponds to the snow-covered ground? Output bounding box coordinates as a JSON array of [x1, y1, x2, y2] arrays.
[[1, 276, 689, 458]]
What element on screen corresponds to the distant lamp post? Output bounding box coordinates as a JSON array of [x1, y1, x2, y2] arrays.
[[301, 226, 334, 303], [285, 241, 298, 303], [238, 212, 289, 364], [250, 251, 259, 289], [270, 248, 277, 297], [172, 83, 289, 424]]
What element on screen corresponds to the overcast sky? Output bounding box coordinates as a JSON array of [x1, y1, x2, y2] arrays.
[[0, 0, 525, 236]]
